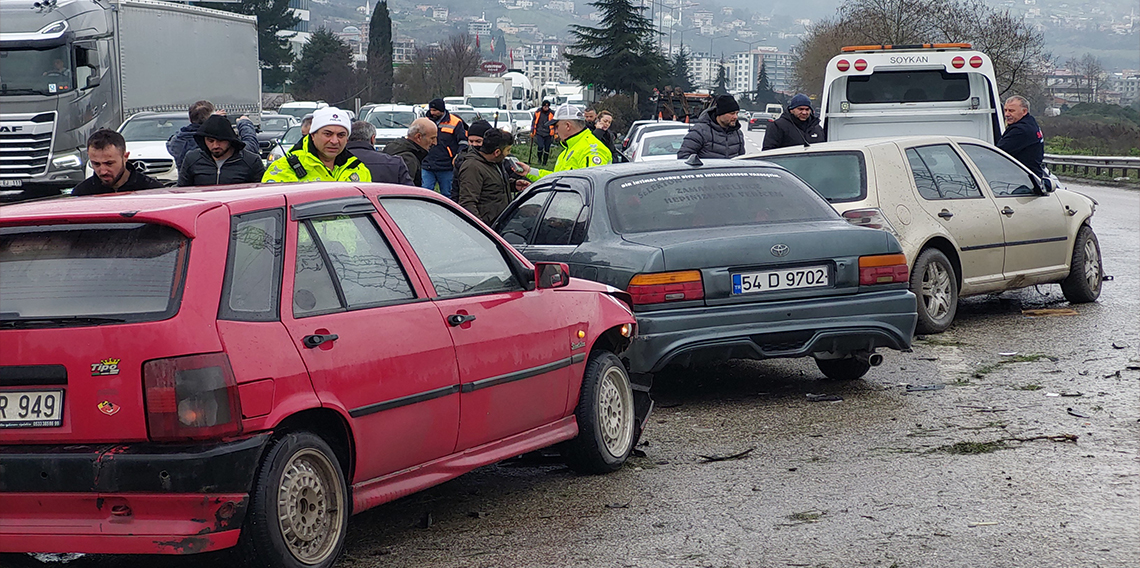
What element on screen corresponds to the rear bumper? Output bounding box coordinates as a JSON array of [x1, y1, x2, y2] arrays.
[[0, 433, 270, 554], [628, 289, 918, 373]]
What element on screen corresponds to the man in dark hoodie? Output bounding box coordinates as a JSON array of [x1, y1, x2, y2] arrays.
[[677, 95, 745, 159], [177, 115, 265, 186], [383, 118, 437, 187], [762, 94, 824, 150], [73, 129, 164, 196], [996, 95, 1045, 177], [167, 100, 259, 169]]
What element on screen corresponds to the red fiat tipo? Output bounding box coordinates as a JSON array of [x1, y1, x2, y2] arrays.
[[0, 183, 644, 567]]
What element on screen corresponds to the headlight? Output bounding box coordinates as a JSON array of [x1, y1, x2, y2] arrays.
[[52, 152, 82, 170]]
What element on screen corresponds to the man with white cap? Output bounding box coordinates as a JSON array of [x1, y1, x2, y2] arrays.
[[515, 103, 611, 181], [262, 106, 372, 183]]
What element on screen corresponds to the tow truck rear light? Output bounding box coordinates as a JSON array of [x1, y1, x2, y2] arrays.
[[969, 56, 983, 68], [144, 353, 243, 442], [836, 59, 850, 72], [951, 56, 965, 69], [842, 208, 898, 234], [627, 271, 704, 305], [854, 59, 867, 71], [858, 254, 909, 285]]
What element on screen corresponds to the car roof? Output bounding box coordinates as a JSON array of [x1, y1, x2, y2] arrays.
[[549, 158, 786, 184], [124, 111, 186, 120], [737, 135, 972, 159], [0, 183, 451, 237]]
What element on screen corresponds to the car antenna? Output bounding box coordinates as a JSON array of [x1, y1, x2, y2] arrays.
[[684, 154, 703, 167]]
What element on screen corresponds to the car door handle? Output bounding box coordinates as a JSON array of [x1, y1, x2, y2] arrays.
[[937, 209, 954, 219], [302, 333, 339, 348], [1001, 206, 1015, 217], [447, 314, 477, 327]]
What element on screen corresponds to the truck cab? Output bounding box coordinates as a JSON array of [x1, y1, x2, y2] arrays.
[[820, 43, 1004, 144]]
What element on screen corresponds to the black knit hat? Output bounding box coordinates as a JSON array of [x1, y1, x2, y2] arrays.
[[713, 95, 740, 117], [193, 115, 241, 142], [428, 98, 446, 112], [467, 119, 493, 138]]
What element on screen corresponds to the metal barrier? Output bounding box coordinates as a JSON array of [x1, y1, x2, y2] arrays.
[[1045, 154, 1140, 178]]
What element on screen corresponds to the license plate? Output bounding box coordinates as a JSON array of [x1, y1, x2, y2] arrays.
[[0, 390, 64, 428], [732, 265, 830, 294], [0, 179, 23, 188]]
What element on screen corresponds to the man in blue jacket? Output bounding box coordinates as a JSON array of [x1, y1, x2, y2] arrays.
[[996, 95, 1045, 178]]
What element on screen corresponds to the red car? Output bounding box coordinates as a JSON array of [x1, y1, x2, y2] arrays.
[[0, 183, 643, 567]]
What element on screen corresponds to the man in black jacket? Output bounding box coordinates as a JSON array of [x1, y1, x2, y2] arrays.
[[73, 129, 164, 196], [996, 95, 1045, 177], [421, 98, 468, 197], [762, 94, 825, 150], [383, 118, 437, 187], [677, 95, 745, 159], [457, 128, 515, 225], [348, 121, 413, 185], [177, 115, 265, 186]]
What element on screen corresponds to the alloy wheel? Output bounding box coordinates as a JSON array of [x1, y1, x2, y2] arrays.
[[277, 448, 344, 564], [598, 366, 634, 458]]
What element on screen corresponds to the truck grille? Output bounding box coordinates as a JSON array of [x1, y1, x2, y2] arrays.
[[0, 113, 55, 179]]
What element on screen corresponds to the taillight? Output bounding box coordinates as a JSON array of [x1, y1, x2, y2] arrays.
[[969, 56, 983, 68], [854, 59, 867, 71], [627, 271, 703, 305], [144, 353, 243, 442], [842, 208, 897, 234], [836, 59, 850, 72], [859, 254, 909, 285], [951, 56, 965, 69]]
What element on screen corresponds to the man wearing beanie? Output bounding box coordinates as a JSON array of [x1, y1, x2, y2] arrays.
[[762, 93, 825, 150], [452, 119, 492, 196], [677, 94, 745, 159], [421, 98, 467, 197], [262, 107, 372, 183], [177, 114, 265, 186]]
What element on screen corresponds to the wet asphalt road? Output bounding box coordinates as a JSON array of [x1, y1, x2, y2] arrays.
[[4, 176, 1137, 567]]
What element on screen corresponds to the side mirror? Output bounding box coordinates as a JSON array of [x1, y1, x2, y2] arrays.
[[535, 262, 570, 289], [84, 74, 101, 89], [1041, 176, 1055, 193]]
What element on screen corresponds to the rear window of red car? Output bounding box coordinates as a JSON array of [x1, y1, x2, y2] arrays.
[[0, 223, 189, 327]]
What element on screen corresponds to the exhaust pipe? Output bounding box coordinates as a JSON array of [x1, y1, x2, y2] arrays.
[[855, 351, 884, 367]]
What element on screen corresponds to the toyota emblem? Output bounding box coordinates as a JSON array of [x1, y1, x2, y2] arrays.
[[771, 244, 790, 257]]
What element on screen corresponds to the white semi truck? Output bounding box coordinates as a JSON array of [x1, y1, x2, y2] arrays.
[[0, 0, 261, 201], [463, 77, 512, 110]]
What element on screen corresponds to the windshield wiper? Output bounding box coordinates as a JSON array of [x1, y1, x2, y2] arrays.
[[0, 316, 129, 329], [0, 88, 50, 96]]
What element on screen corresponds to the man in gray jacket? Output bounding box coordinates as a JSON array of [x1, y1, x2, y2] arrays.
[[177, 115, 264, 186], [677, 95, 745, 159]]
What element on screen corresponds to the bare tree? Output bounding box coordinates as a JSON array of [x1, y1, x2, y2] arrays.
[[1071, 53, 1106, 103], [791, 18, 855, 99], [391, 34, 483, 103]]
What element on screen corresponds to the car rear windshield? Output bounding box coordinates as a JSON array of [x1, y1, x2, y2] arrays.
[[605, 167, 837, 233], [0, 223, 189, 326], [846, 70, 971, 103], [760, 151, 867, 203]]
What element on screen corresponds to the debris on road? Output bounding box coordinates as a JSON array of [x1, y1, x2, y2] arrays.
[[906, 383, 945, 392], [605, 500, 632, 509], [1104, 370, 1122, 379], [1067, 408, 1092, 418], [698, 447, 757, 463], [1060, 391, 1084, 397], [1022, 308, 1079, 317], [468, 511, 489, 519], [806, 393, 843, 402], [999, 352, 1018, 356], [783, 510, 826, 525], [1111, 342, 1130, 349], [968, 521, 999, 527]]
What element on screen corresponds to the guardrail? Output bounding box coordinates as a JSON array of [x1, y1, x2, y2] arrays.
[[1045, 154, 1140, 178]]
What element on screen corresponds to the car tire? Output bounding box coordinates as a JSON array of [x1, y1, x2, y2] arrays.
[[911, 248, 958, 335], [815, 356, 872, 381], [1060, 224, 1102, 304], [563, 351, 636, 474], [239, 432, 348, 568]]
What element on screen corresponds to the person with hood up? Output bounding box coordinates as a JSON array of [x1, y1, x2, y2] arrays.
[[421, 98, 467, 197], [383, 118, 437, 187], [262, 107, 372, 183], [177, 115, 265, 186], [167, 100, 259, 169], [677, 95, 746, 159], [762, 94, 825, 150]]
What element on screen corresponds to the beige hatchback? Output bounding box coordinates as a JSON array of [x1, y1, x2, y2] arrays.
[[742, 136, 1102, 334]]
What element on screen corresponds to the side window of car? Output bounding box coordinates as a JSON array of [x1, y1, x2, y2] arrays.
[[534, 192, 585, 246], [905, 145, 982, 200], [960, 143, 1036, 197], [292, 215, 415, 318], [496, 190, 552, 245], [382, 199, 522, 298], [220, 209, 284, 321]]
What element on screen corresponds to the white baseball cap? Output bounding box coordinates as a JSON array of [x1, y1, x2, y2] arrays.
[[310, 107, 352, 134], [552, 103, 585, 122]]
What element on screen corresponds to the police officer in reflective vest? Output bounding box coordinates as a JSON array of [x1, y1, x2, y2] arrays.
[[421, 98, 468, 197], [262, 107, 372, 183], [516, 103, 611, 181]]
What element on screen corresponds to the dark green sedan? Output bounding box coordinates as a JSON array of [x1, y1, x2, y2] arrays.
[[492, 158, 918, 382]]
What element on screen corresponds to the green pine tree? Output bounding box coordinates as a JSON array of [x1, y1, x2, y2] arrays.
[[292, 28, 358, 103], [566, 0, 668, 107], [202, 0, 299, 90], [755, 63, 779, 105], [367, 1, 394, 103], [713, 57, 729, 96], [670, 48, 694, 92]]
